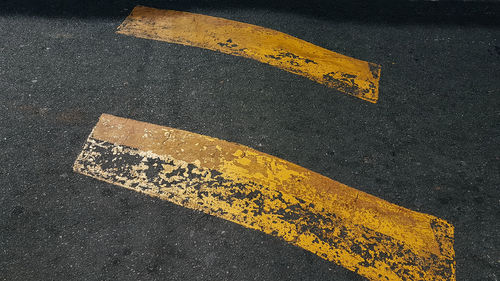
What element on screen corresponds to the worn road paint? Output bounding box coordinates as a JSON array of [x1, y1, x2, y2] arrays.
[[74, 114, 455, 281], [116, 6, 381, 103]]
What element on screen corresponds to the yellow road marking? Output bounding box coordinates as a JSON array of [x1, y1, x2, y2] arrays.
[[74, 114, 455, 281], [116, 6, 381, 103]]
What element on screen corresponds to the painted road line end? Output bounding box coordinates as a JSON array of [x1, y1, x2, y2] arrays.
[[74, 114, 454, 281], [116, 6, 381, 103]]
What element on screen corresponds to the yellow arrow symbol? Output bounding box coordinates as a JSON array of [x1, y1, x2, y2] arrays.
[[116, 6, 381, 103], [74, 114, 455, 281]]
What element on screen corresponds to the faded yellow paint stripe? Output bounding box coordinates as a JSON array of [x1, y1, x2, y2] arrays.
[[74, 114, 455, 281], [116, 6, 381, 103]]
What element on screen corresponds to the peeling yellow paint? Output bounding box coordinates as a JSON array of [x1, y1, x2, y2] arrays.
[[74, 114, 455, 281], [116, 6, 381, 103]]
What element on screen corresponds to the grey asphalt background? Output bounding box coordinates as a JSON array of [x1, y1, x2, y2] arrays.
[[1, 1, 499, 280]]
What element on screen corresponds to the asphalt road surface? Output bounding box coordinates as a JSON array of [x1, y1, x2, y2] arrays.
[[1, 0, 499, 280]]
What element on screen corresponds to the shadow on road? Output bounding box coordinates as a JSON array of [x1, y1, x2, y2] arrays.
[[1, 0, 499, 26]]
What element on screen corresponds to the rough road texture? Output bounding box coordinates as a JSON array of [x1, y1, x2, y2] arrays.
[[0, 0, 499, 280]]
